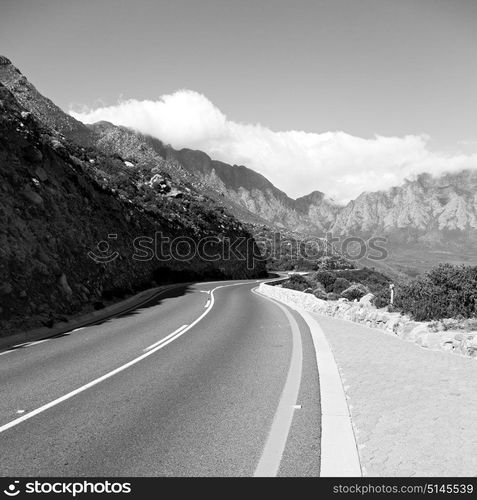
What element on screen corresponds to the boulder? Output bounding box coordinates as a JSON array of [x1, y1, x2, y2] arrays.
[[23, 145, 43, 163], [0, 283, 12, 295], [58, 273, 73, 299], [359, 293, 375, 307], [22, 188, 43, 205], [166, 188, 184, 198], [148, 173, 164, 186], [50, 137, 64, 150], [313, 288, 328, 300], [34, 166, 48, 182], [341, 283, 369, 301], [400, 322, 428, 341], [470, 336, 477, 349], [419, 332, 441, 349]]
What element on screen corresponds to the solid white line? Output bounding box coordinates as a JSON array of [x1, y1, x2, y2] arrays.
[[251, 288, 303, 477], [12, 339, 50, 349], [24, 339, 50, 347], [0, 350, 13, 357], [143, 325, 188, 352], [0, 280, 258, 436], [204, 299, 210, 308], [295, 310, 362, 477]]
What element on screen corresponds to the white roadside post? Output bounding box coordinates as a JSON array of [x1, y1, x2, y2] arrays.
[[389, 283, 395, 306]]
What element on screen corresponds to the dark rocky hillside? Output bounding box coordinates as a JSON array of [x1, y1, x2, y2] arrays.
[[0, 56, 93, 147], [0, 83, 266, 335], [0, 57, 275, 231]]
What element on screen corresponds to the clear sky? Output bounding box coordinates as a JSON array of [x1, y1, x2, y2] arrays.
[[2, 0, 477, 200]]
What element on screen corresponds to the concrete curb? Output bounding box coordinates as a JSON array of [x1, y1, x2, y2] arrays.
[[298, 310, 362, 477], [253, 286, 362, 477]]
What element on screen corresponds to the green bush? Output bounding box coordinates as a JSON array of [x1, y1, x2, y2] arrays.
[[333, 268, 391, 307], [311, 270, 336, 289], [332, 277, 351, 295], [341, 283, 369, 301], [313, 255, 356, 270], [282, 274, 313, 292], [395, 264, 477, 321], [326, 292, 340, 301]]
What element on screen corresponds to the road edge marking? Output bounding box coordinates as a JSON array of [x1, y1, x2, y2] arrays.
[[295, 309, 362, 477], [253, 287, 362, 477], [251, 288, 303, 477]]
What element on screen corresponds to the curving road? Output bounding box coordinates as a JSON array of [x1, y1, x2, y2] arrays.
[[0, 279, 321, 477]]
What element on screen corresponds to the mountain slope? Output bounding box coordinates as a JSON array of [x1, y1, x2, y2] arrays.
[[4, 55, 476, 276], [0, 56, 94, 146], [0, 57, 277, 233], [163, 146, 341, 233], [332, 172, 477, 243], [0, 78, 265, 335]]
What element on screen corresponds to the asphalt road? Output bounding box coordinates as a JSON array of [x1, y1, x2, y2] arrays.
[[0, 279, 320, 477]]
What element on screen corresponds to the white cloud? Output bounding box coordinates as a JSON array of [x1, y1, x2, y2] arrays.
[[70, 90, 477, 203]]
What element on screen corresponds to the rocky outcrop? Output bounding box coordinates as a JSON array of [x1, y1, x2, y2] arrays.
[[0, 56, 94, 146], [164, 147, 341, 233], [259, 283, 477, 358], [331, 172, 477, 248]]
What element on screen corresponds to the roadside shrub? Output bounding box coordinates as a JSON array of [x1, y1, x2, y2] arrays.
[[313, 255, 356, 270], [429, 317, 477, 332], [311, 270, 336, 289], [332, 277, 351, 295], [395, 264, 477, 321], [282, 274, 313, 292], [341, 283, 369, 301], [326, 292, 340, 301], [334, 267, 391, 308]]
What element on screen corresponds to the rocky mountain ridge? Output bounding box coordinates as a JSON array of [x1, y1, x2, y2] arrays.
[[163, 146, 341, 233], [332, 171, 477, 245], [3, 55, 477, 276], [160, 144, 477, 263]]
